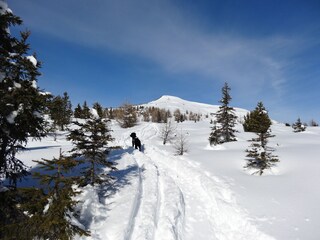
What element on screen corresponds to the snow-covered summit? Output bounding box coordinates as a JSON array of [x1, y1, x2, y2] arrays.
[[143, 95, 248, 118]]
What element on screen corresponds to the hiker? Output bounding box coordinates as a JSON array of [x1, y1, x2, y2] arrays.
[[130, 132, 136, 147]]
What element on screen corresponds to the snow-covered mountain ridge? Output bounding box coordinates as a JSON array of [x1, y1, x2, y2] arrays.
[[142, 95, 249, 118]]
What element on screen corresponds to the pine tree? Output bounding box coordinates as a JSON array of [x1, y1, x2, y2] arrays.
[[26, 150, 90, 239], [243, 102, 271, 133], [0, 2, 48, 186], [209, 121, 223, 146], [292, 118, 306, 132], [1, 151, 90, 239], [209, 82, 237, 145], [244, 103, 279, 175], [73, 103, 83, 118], [174, 109, 182, 123], [49, 92, 73, 130], [245, 130, 279, 175], [67, 110, 115, 185], [92, 102, 106, 118], [119, 103, 137, 128], [81, 101, 91, 119]]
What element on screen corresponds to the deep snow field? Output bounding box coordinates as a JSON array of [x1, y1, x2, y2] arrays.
[[15, 96, 320, 240]]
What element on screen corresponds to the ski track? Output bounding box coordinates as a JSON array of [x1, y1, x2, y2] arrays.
[[131, 123, 274, 240], [78, 123, 274, 240]]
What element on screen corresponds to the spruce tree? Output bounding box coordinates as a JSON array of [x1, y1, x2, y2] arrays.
[[292, 117, 306, 132], [49, 92, 72, 130], [209, 121, 222, 146], [119, 103, 137, 128], [244, 103, 279, 175], [81, 101, 91, 119], [73, 103, 82, 118], [245, 130, 279, 175], [1, 151, 90, 239], [0, 1, 48, 186], [27, 150, 90, 239], [67, 109, 115, 185], [209, 82, 237, 145], [92, 102, 106, 118], [243, 102, 272, 133]]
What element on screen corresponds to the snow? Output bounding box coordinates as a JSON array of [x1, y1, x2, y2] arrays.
[[6, 111, 18, 124], [0, 1, 12, 14], [14, 81, 21, 88], [26, 55, 38, 67], [11, 96, 320, 240], [143, 95, 249, 120], [90, 108, 99, 119], [31, 80, 37, 88]]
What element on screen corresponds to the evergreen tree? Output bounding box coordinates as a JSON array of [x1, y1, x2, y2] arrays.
[[67, 110, 115, 185], [92, 102, 106, 118], [81, 101, 91, 119], [244, 103, 279, 175], [119, 103, 137, 128], [244, 130, 279, 175], [310, 119, 318, 127], [209, 82, 237, 145], [292, 117, 306, 132], [243, 102, 271, 133], [49, 92, 72, 130], [173, 109, 182, 123], [1, 151, 90, 239], [27, 150, 89, 239], [0, 2, 48, 186], [73, 103, 83, 118], [208, 121, 222, 146]]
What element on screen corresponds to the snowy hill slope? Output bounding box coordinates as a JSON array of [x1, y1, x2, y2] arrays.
[[14, 96, 320, 240], [143, 95, 249, 119]]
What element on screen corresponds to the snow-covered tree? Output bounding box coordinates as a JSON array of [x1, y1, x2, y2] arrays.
[[245, 130, 279, 175], [309, 119, 318, 127], [93, 102, 106, 118], [244, 103, 279, 175], [67, 109, 115, 185], [29, 150, 90, 239], [209, 121, 223, 146], [1, 150, 90, 239], [0, 1, 48, 186], [209, 82, 237, 145], [292, 118, 306, 132]]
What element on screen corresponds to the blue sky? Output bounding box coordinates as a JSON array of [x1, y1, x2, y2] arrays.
[[8, 0, 320, 123]]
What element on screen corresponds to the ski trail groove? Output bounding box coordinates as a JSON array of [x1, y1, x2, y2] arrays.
[[144, 146, 274, 240], [124, 156, 143, 240], [129, 151, 160, 240]]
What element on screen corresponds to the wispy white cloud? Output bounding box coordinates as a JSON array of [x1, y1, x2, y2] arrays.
[[12, 0, 315, 104]]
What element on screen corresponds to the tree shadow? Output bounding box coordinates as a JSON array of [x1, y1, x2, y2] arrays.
[[97, 147, 140, 202]]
